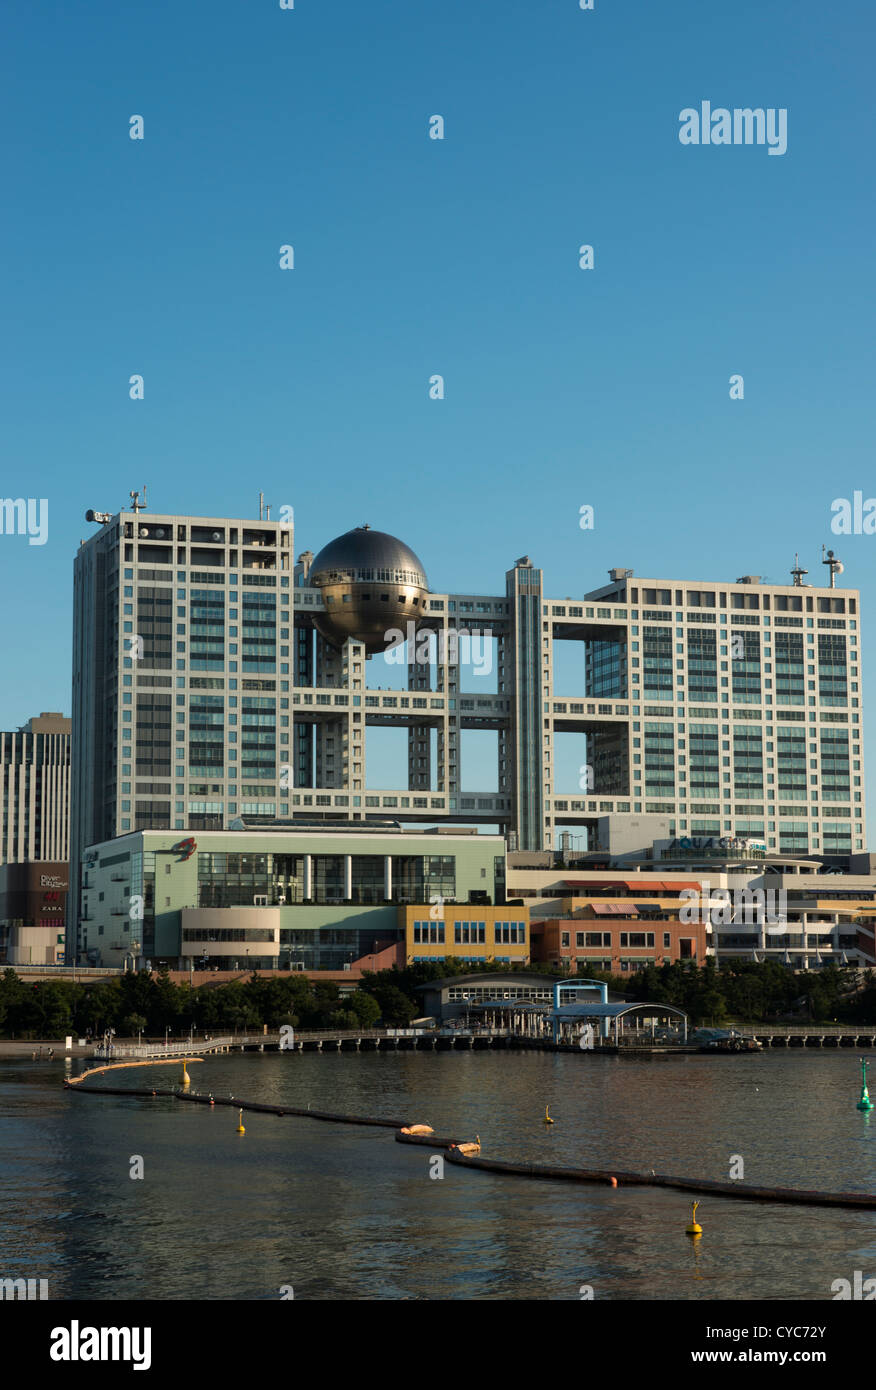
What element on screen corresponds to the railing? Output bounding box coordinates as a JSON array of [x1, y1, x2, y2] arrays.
[[11, 964, 122, 975], [94, 1035, 235, 1058], [751, 1023, 876, 1035]]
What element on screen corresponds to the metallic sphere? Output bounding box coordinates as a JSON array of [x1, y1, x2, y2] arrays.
[[309, 525, 430, 654]]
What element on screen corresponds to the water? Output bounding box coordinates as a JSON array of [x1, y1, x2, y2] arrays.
[[2, 1049, 875, 1300]]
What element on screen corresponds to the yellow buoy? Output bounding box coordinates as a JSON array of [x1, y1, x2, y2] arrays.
[[544, 1105, 554, 1125], [180, 1062, 191, 1087], [685, 1200, 702, 1236], [236, 1108, 246, 1134]]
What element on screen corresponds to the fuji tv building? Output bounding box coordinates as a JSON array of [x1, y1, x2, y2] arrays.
[[70, 510, 867, 858], [69, 507, 873, 968], [292, 527, 865, 861]]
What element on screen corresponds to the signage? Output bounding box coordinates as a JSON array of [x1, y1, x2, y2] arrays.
[[40, 875, 66, 889], [171, 837, 197, 860], [668, 836, 766, 853]]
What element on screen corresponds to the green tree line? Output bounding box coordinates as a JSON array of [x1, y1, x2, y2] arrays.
[[1, 958, 873, 1039]]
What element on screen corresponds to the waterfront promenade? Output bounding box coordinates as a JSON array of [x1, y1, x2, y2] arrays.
[[3, 1022, 875, 1061]]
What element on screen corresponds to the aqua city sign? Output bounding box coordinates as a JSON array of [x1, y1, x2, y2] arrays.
[[669, 836, 766, 853]]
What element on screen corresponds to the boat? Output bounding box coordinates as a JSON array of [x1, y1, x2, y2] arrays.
[[693, 1027, 762, 1054]]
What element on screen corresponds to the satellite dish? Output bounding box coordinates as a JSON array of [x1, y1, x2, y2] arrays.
[[835, 561, 844, 574], [211, 531, 222, 542], [154, 528, 166, 539], [139, 527, 149, 537]]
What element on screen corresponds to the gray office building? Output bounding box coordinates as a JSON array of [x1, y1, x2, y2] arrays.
[[0, 712, 70, 865]]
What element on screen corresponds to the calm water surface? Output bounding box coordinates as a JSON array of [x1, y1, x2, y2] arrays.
[[2, 1049, 875, 1300]]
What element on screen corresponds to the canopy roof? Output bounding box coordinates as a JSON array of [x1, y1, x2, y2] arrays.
[[552, 1001, 688, 1020]]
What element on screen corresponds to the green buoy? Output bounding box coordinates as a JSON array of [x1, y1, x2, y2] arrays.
[[856, 1058, 872, 1112]]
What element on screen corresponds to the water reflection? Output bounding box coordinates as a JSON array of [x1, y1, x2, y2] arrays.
[[0, 1050, 873, 1300]]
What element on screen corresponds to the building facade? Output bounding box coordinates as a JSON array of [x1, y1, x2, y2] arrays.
[[69, 505, 866, 958], [1, 713, 70, 865], [0, 862, 68, 965], [508, 855, 876, 972], [78, 824, 504, 969], [398, 903, 530, 966]]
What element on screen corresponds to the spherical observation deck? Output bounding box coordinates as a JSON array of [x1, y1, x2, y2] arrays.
[[309, 525, 430, 654]]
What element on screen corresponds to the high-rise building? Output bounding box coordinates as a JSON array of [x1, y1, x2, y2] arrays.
[[70, 507, 294, 960], [0, 712, 70, 864], [69, 506, 865, 960]]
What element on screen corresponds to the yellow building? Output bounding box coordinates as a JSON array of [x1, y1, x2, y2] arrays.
[[398, 905, 530, 965]]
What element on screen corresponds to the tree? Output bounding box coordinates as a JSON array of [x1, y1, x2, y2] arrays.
[[368, 984, 416, 1026], [346, 991, 381, 1028]]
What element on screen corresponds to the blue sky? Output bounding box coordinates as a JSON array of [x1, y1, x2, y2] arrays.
[[1, 0, 874, 838]]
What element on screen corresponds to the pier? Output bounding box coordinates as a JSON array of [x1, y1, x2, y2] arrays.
[[90, 1022, 876, 1061]]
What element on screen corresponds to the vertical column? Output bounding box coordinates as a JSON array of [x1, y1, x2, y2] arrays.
[[506, 560, 545, 850], [344, 854, 352, 900], [303, 854, 312, 900], [315, 635, 344, 788], [294, 623, 314, 789], [344, 639, 365, 820], [384, 855, 392, 902], [408, 623, 432, 792]]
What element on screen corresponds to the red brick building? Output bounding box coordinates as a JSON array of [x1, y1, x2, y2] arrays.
[[531, 895, 711, 973]]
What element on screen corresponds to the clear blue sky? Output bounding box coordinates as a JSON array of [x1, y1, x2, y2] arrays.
[[1, 0, 874, 839]]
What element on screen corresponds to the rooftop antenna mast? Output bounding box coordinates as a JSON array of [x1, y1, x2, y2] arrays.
[[822, 546, 844, 589], [129, 486, 147, 514], [790, 554, 807, 587]]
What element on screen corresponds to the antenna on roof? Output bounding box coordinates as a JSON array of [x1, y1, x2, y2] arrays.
[[822, 546, 844, 589], [790, 554, 807, 587], [129, 486, 147, 513]]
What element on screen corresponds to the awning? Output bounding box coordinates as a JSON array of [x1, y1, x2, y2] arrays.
[[588, 902, 639, 916]]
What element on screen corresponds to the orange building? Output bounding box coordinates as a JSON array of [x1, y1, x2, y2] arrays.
[[397, 904, 530, 965]]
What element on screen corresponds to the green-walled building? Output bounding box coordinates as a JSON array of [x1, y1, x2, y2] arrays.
[[80, 823, 505, 970]]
